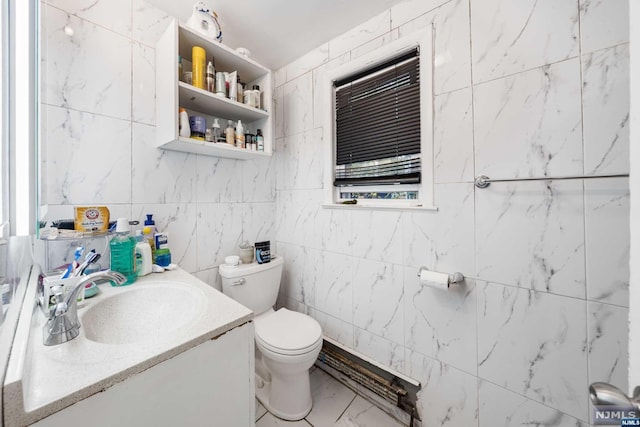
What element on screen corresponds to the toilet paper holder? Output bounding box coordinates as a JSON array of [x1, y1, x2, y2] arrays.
[[417, 266, 464, 286]]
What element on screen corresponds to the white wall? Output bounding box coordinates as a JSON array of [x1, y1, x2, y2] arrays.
[[274, 0, 630, 424], [629, 0, 639, 391], [39, 0, 276, 288]]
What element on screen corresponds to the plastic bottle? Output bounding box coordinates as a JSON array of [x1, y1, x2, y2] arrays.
[[225, 120, 235, 145], [256, 129, 264, 151], [179, 108, 190, 138], [144, 214, 156, 233], [109, 218, 137, 285], [237, 77, 244, 102], [192, 46, 206, 89], [252, 85, 261, 109], [142, 226, 156, 263], [206, 61, 215, 92], [235, 120, 245, 148], [212, 119, 222, 143], [134, 232, 153, 276], [178, 55, 183, 82]]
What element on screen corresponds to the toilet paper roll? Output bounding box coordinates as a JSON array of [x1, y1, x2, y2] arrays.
[[419, 269, 449, 290]]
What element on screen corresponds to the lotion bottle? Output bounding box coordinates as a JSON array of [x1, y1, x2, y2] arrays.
[[179, 108, 190, 138], [235, 120, 245, 148], [134, 231, 153, 276], [225, 120, 235, 145]]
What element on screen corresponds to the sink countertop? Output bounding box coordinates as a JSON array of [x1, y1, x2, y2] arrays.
[[3, 267, 253, 426]]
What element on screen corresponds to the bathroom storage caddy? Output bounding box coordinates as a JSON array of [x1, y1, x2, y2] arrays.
[[155, 19, 273, 160]]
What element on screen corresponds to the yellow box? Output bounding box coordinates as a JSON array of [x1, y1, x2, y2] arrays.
[[74, 206, 110, 232]]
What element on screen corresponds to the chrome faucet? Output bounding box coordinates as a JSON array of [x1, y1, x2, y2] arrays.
[[590, 382, 640, 409], [43, 270, 126, 346]]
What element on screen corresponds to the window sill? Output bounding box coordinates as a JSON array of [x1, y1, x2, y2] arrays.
[[322, 203, 438, 212]]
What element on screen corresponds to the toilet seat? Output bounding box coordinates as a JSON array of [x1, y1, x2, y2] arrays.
[[254, 308, 322, 356]]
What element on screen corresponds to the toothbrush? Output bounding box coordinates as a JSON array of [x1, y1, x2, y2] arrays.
[[61, 246, 84, 279], [74, 251, 101, 277]]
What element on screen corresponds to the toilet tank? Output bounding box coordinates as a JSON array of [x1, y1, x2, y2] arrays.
[[219, 256, 284, 315]]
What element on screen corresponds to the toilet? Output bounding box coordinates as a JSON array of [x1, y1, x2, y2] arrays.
[[219, 256, 323, 421]]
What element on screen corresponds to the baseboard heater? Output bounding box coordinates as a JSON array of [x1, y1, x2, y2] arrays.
[[316, 337, 421, 424]]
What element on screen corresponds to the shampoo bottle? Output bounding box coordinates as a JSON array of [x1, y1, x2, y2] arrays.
[[225, 120, 235, 145], [235, 120, 245, 148], [109, 218, 137, 285]]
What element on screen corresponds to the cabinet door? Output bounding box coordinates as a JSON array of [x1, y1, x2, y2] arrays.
[[33, 323, 255, 427]]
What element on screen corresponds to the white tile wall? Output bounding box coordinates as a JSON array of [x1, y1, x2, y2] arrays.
[[433, 88, 474, 183], [476, 180, 586, 298], [478, 380, 588, 427], [477, 282, 588, 420], [407, 351, 479, 426], [473, 59, 583, 180], [41, 0, 630, 424], [42, 4, 132, 120], [582, 44, 630, 175], [41, 0, 276, 292], [584, 178, 630, 306], [43, 106, 132, 205], [579, 0, 630, 54], [274, 0, 630, 425], [470, 0, 579, 83], [131, 123, 196, 204]]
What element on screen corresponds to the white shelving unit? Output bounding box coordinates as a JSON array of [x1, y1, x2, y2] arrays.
[[155, 20, 273, 160]]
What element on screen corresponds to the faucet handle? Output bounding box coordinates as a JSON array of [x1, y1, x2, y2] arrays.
[[49, 285, 67, 317]]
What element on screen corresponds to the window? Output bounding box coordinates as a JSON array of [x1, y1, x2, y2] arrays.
[[323, 30, 434, 210]]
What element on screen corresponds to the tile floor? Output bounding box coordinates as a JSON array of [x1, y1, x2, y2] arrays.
[[255, 367, 405, 427]]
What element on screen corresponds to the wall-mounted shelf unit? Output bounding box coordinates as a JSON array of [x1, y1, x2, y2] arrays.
[[155, 20, 273, 160]]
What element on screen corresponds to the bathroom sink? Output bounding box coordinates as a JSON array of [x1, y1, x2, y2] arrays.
[[81, 281, 207, 345]]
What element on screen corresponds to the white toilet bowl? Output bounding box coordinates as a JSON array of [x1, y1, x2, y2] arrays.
[[254, 308, 322, 420], [219, 257, 323, 421]]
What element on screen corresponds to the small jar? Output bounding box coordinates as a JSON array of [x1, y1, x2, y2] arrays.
[[183, 71, 193, 85], [154, 248, 171, 267], [189, 115, 207, 140]]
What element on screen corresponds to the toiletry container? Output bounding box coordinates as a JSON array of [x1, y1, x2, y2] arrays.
[[256, 129, 264, 151], [134, 232, 153, 276], [212, 119, 222, 143], [235, 120, 245, 148], [109, 218, 137, 285], [191, 46, 206, 89], [225, 120, 235, 145], [189, 115, 207, 140], [220, 256, 322, 421], [179, 108, 190, 138], [206, 61, 215, 92]]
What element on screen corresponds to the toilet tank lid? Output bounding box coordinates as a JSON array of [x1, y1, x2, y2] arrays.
[[219, 255, 284, 279]]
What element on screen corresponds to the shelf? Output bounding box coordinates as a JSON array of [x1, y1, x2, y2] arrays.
[[178, 24, 269, 82], [178, 82, 268, 122], [156, 19, 273, 160], [159, 137, 272, 160]]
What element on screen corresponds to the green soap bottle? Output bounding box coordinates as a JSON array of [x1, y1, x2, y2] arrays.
[[109, 218, 137, 286]]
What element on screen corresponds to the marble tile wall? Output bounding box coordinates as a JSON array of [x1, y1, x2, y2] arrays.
[[274, 0, 630, 425], [39, 0, 275, 290]]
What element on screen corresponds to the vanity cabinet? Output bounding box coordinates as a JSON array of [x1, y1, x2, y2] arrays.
[[155, 19, 273, 160], [32, 323, 255, 427]]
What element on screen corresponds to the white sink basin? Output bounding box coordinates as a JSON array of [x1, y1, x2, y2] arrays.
[[81, 281, 207, 345]]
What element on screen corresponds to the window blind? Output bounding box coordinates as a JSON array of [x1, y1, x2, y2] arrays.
[[334, 48, 421, 187]]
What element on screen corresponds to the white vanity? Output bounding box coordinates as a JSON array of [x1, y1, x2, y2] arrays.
[[3, 267, 254, 427]]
